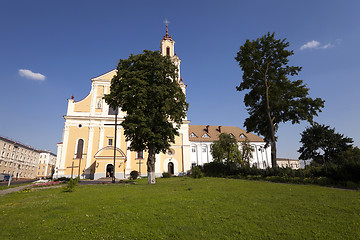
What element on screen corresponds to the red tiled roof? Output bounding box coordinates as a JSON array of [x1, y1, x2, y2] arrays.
[[189, 125, 264, 142]]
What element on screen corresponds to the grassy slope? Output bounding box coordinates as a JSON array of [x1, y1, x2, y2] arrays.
[[0, 177, 359, 240]]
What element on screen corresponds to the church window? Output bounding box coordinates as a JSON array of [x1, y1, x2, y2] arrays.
[[78, 124, 82, 128], [166, 47, 170, 56], [137, 151, 144, 159], [190, 133, 197, 138], [167, 149, 174, 155], [76, 139, 84, 159], [108, 139, 113, 146]]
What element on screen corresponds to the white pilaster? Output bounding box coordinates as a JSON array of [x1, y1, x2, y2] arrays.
[[90, 83, 97, 115], [86, 126, 94, 168], [99, 126, 104, 150], [155, 153, 160, 173], [116, 126, 121, 148], [126, 141, 131, 171], [60, 125, 70, 172]]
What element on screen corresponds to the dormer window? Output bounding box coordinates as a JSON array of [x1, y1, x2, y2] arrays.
[[240, 134, 246, 138], [166, 47, 170, 56], [190, 132, 197, 138], [202, 133, 210, 138], [229, 133, 235, 138]]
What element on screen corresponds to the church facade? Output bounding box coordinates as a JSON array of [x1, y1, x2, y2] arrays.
[[55, 28, 270, 180]]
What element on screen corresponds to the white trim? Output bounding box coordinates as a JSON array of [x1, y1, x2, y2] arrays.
[[163, 158, 179, 175]]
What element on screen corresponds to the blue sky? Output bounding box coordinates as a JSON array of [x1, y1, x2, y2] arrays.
[[0, 0, 359, 158]]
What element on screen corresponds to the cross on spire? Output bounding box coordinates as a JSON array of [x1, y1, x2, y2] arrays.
[[164, 18, 170, 38]]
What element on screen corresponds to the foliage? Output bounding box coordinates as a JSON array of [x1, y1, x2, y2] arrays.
[[130, 170, 139, 180], [210, 133, 243, 164], [104, 50, 188, 184], [235, 32, 324, 167], [20, 187, 32, 193], [191, 166, 203, 178], [63, 178, 78, 192], [162, 172, 171, 178], [240, 139, 253, 164], [54, 177, 71, 182], [202, 161, 359, 189], [1, 178, 360, 239], [298, 124, 353, 165]]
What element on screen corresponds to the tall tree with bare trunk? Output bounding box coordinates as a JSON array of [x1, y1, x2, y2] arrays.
[[235, 32, 324, 167], [104, 50, 188, 184]]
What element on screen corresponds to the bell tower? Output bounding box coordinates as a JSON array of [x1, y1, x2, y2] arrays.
[[160, 21, 182, 84]]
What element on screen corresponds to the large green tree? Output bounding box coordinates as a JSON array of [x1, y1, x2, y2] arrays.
[[104, 50, 188, 184], [210, 133, 243, 164], [235, 32, 325, 167], [298, 124, 353, 166]]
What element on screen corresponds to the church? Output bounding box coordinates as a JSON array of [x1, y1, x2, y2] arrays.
[[54, 27, 271, 180]]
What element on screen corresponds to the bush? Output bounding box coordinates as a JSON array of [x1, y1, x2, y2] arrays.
[[162, 172, 171, 178], [54, 177, 71, 182], [130, 170, 139, 180], [63, 178, 78, 192], [191, 166, 203, 178]]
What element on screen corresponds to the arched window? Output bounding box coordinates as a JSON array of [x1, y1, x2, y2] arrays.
[[76, 139, 84, 159], [166, 47, 170, 56]]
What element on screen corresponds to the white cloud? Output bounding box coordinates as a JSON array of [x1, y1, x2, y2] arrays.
[[18, 69, 46, 81], [322, 43, 333, 49], [300, 40, 320, 50], [300, 40, 335, 50]]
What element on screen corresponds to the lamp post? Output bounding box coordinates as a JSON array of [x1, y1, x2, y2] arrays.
[[112, 106, 118, 183]]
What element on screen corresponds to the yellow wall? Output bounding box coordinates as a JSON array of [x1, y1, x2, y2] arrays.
[[64, 126, 89, 176], [74, 92, 92, 112]]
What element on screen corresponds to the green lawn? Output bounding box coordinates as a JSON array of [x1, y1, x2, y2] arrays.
[[0, 177, 359, 239]]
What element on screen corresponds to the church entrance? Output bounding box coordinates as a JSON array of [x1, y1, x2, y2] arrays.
[[106, 164, 114, 178], [168, 162, 174, 175]]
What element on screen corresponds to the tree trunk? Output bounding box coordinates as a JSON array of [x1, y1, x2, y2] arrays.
[[264, 70, 277, 168], [147, 148, 156, 184], [270, 141, 277, 168]]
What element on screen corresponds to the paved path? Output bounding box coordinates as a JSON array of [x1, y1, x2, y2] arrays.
[[0, 185, 30, 196], [0, 179, 134, 195]]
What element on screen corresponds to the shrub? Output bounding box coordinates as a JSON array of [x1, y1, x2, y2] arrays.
[[162, 172, 171, 178], [130, 170, 139, 180], [191, 166, 203, 178], [63, 178, 78, 192]]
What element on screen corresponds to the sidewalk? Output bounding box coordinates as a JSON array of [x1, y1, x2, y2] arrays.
[[0, 185, 30, 196]]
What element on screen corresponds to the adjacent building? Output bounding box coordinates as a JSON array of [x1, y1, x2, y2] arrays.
[[36, 151, 57, 179], [276, 158, 301, 169], [0, 136, 40, 179], [189, 125, 271, 168]]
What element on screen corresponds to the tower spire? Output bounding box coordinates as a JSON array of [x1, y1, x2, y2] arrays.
[[163, 19, 172, 40]]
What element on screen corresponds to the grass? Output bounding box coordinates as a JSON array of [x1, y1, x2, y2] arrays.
[[0, 177, 359, 239]]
